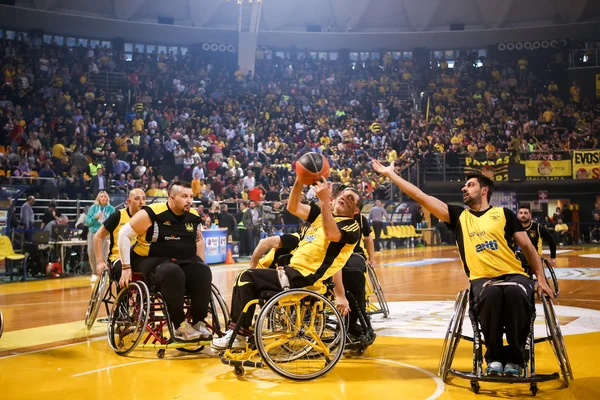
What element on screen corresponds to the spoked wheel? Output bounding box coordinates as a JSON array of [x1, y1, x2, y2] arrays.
[[206, 283, 230, 338], [438, 289, 469, 382], [0, 310, 4, 339], [367, 263, 390, 318], [85, 269, 111, 330], [255, 289, 345, 380], [542, 258, 560, 298], [542, 295, 573, 386], [108, 282, 150, 356]]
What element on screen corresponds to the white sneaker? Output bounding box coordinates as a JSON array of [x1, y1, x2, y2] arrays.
[[211, 329, 247, 350], [192, 321, 213, 340], [174, 321, 202, 342], [90, 274, 98, 283]]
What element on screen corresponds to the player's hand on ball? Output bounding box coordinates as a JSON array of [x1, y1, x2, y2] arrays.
[[313, 176, 332, 203]]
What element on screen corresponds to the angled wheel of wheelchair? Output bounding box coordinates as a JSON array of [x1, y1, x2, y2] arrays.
[[85, 269, 111, 330], [255, 289, 346, 380], [438, 289, 469, 382], [542, 295, 573, 386], [367, 263, 389, 318], [541, 258, 560, 298], [108, 282, 150, 356], [0, 310, 4, 339]]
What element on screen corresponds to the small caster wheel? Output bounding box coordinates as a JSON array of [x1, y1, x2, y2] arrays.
[[357, 347, 365, 356], [157, 349, 165, 359], [234, 366, 245, 377], [471, 381, 480, 394], [530, 383, 538, 396]]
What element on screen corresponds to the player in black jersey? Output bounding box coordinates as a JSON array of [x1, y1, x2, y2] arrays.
[[517, 205, 557, 270], [118, 182, 213, 342]]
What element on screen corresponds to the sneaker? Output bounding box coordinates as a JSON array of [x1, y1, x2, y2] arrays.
[[174, 321, 202, 342], [485, 361, 503, 377], [211, 329, 247, 350], [192, 321, 213, 340], [503, 362, 522, 377]]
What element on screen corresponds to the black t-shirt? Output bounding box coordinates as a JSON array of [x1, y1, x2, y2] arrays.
[[354, 214, 372, 255], [42, 210, 61, 225]]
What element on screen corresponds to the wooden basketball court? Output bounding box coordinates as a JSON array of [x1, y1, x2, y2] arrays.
[[1, 246, 599, 399]]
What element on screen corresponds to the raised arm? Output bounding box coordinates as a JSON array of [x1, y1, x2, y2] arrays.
[[372, 160, 450, 223], [313, 178, 342, 242], [286, 177, 311, 221]]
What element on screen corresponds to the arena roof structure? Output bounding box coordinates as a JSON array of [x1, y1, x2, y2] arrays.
[[13, 0, 600, 32]]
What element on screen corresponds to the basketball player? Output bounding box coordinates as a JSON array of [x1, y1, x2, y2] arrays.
[[94, 189, 146, 282], [517, 204, 557, 270], [372, 160, 554, 377], [212, 177, 362, 350], [118, 182, 213, 342]]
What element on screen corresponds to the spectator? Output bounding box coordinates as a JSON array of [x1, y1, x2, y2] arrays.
[[90, 168, 109, 197], [19, 195, 35, 241], [218, 204, 236, 242], [554, 219, 569, 245]]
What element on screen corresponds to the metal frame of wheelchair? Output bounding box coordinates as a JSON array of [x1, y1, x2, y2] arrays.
[[438, 259, 573, 396], [0, 310, 4, 339], [220, 286, 347, 380], [108, 276, 230, 358], [365, 261, 390, 318], [85, 268, 118, 330]]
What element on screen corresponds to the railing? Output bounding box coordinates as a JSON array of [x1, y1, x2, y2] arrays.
[[85, 71, 126, 95], [569, 48, 600, 69]]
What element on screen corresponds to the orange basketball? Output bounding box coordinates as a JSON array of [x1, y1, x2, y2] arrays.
[[296, 152, 330, 184]]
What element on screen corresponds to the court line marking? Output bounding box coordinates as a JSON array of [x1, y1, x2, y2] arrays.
[[363, 357, 445, 400], [3, 300, 90, 307], [0, 336, 106, 360], [72, 359, 158, 377]]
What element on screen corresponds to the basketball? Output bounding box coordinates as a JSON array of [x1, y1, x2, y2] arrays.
[[296, 152, 330, 184]]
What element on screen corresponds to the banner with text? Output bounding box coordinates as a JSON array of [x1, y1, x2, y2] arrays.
[[521, 160, 572, 180], [573, 150, 600, 179], [463, 154, 510, 181]]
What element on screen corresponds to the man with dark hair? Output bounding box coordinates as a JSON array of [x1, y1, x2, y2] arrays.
[[373, 161, 554, 378], [118, 181, 214, 342], [517, 204, 556, 269]]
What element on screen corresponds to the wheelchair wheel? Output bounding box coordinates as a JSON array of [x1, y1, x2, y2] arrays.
[[207, 283, 230, 338], [255, 289, 346, 380], [367, 263, 390, 318], [542, 295, 573, 386], [542, 258, 559, 298], [438, 289, 469, 382], [0, 310, 4, 339], [85, 269, 111, 330], [108, 282, 150, 356]]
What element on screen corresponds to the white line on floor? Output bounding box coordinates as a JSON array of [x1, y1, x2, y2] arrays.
[[72, 359, 158, 377], [0, 336, 106, 360]]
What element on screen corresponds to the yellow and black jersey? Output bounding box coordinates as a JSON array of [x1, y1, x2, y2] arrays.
[[446, 205, 526, 280], [289, 203, 360, 285], [132, 203, 202, 260], [354, 214, 372, 257], [103, 208, 133, 263], [256, 221, 311, 269], [522, 221, 556, 258]]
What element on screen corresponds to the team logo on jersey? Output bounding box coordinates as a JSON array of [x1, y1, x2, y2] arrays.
[[305, 235, 316, 243], [529, 231, 537, 238], [490, 210, 501, 221], [185, 223, 194, 232]]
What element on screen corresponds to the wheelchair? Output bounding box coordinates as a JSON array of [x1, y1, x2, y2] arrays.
[[85, 266, 119, 330], [0, 310, 4, 339], [365, 262, 390, 318], [108, 273, 230, 358], [438, 258, 573, 396], [220, 267, 347, 380]]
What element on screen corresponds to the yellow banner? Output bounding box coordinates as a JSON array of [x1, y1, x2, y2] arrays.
[[521, 160, 572, 180], [573, 150, 600, 179]]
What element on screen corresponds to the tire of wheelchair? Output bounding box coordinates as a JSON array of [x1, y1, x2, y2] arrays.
[[541, 295, 573, 386], [0, 310, 4, 339], [108, 282, 151, 356], [255, 289, 346, 380], [85, 269, 112, 330], [438, 289, 469, 382], [367, 263, 389, 318]]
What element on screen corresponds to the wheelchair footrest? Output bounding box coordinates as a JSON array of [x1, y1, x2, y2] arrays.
[[452, 370, 560, 383], [220, 357, 264, 369]]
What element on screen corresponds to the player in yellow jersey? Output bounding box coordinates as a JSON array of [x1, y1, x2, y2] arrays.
[[94, 189, 147, 281], [212, 178, 362, 350], [372, 160, 554, 378]]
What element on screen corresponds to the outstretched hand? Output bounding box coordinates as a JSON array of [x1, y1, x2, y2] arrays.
[[372, 159, 395, 178]]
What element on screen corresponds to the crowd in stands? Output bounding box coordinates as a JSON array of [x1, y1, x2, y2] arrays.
[[0, 33, 599, 215]]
